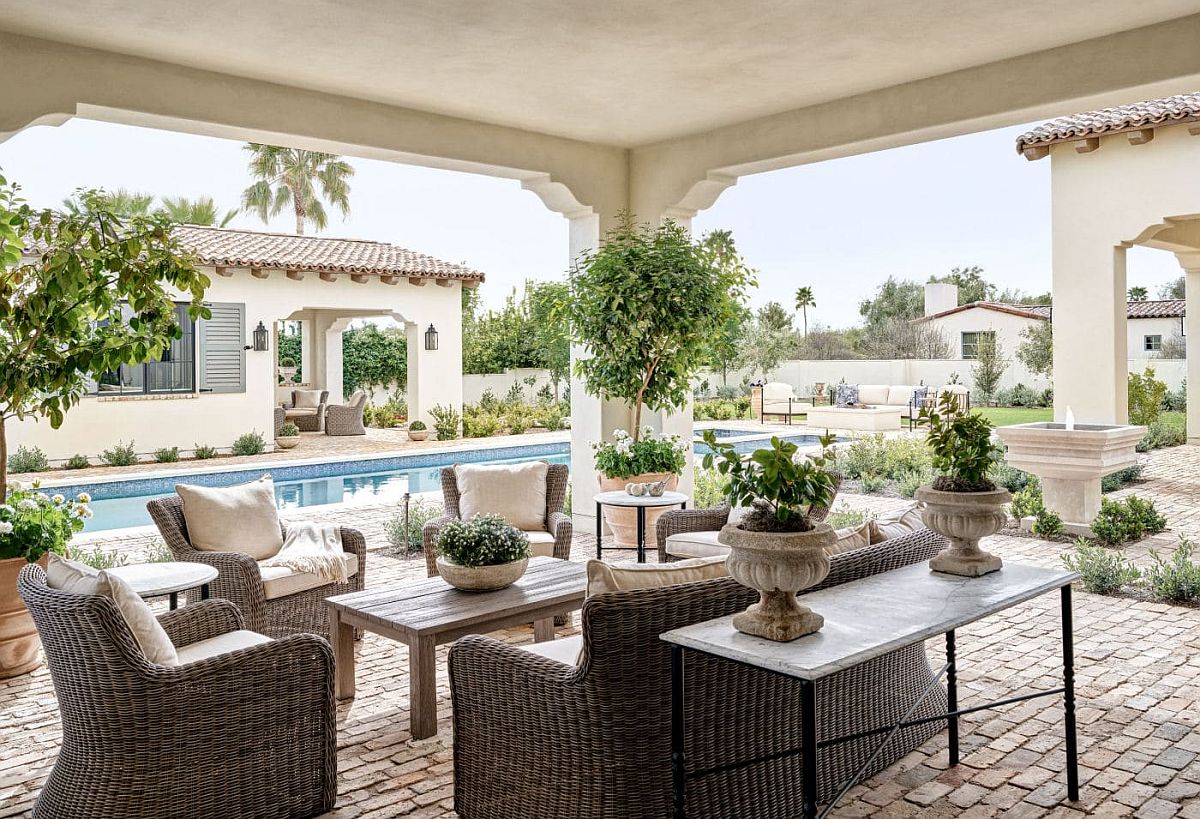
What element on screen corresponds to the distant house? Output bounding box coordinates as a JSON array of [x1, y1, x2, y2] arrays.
[[913, 283, 1183, 360]]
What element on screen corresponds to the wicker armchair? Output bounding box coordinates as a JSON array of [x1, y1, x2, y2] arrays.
[[449, 528, 947, 818], [422, 462, 572, 578], [147, 495, 366, 638], [273, 406, 286, 437], [655, 475, 841, 562], [325, 390, 367, 436], [18, 564, 336, 819], [281, 389, 329, 432]]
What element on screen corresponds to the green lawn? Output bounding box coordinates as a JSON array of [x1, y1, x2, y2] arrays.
[[973, 406, 1053, 426]]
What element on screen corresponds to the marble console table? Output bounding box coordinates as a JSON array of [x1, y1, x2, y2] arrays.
[[662, 561, 1081, 818]]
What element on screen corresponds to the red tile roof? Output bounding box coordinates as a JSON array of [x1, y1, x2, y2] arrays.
[[174, 225, 484, 281], [1016, 93, 1200, 156], [914, 300, 1183, 323]]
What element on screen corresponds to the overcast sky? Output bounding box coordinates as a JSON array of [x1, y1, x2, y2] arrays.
[[0, 118, 1181, 327]]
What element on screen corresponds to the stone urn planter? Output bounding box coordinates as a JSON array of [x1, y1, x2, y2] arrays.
[[0, 554, 47, 679], [436, 556, 528, 592], [275, 434, 300, 450], [915, 486, 1011, 577], [408, 428, 429, 442], [598, 472, 679, 548], [719, 522, 834, 641]]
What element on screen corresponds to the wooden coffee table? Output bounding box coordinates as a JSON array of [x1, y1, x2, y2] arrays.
[[325, 556, 587, 738]]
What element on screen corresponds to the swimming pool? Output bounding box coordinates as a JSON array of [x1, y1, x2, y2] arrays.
[[56, 432, 831, 532]]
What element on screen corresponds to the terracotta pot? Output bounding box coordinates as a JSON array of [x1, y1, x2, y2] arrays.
[[720, 522, 834, 641], [275, 435, 300, 449], [0, 554, 47, 679], [915, 485, 1011, 577], [436, 556, 528, 592], [408, 429, 429, 442], [598, 472, 679, 548]]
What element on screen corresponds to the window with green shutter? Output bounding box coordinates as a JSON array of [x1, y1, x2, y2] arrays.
[[198, 303, 246, 393]]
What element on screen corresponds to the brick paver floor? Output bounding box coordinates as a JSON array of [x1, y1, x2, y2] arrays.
[[3, 446, 1200, 817]]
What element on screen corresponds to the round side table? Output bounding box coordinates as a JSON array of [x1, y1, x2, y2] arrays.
[[593, 490, 688, 563], [107, 561, 219, 610]]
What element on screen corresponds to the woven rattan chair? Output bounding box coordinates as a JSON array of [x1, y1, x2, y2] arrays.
[[449, 528, 947, 818], [147, 495, 366, 638], [282, 389, 329, 432], [422, 462, 572, 578], [273, 406, 286, 437], [325, 390, 367, 436], [655, 475, 841, 562], [18, 563, 336, 819]]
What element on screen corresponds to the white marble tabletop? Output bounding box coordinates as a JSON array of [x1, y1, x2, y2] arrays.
[[594, 490, 688, 508], [108, 561, 219, 597], [661, 562, 1078, 681]]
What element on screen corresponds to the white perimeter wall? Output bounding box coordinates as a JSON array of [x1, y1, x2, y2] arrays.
[[368, 368, 557, 407]]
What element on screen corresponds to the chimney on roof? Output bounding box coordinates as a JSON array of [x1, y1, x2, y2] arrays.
[[924, 282, 958, 317]]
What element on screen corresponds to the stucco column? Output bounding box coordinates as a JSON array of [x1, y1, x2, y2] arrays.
[[1179, 252, 1200, 444], [323, 319, 347, 402], [405, 284, 463, 430]]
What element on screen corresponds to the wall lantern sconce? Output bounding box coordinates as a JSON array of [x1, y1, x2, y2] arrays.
[[251, 321, 270, 352], [424, 323, 439, 351]]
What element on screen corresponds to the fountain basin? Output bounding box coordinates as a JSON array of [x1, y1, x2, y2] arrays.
[[994, 422, 1145, 536]]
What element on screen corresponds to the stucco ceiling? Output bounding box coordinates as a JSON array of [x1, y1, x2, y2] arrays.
[[0, 0, 1197, 146]]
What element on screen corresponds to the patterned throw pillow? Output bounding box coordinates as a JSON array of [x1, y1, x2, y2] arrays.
[[834, 383, 859, 408], [911, 385, 929, 407]]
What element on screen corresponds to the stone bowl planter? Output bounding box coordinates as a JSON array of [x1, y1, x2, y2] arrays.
[[436, 556, 529, 592], [408, 429, 430, 442], [915, 486, 1011, 577], [275, 435, 300, 450], [719, 522, 834, 641]]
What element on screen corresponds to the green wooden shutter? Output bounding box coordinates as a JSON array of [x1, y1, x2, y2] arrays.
[[198, 302, 246, 393]]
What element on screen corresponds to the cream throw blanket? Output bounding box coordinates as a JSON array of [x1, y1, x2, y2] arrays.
[[260, 521, 348, 583]]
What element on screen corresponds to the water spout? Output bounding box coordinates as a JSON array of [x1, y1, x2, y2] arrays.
[[1065, 407, 1075, 431]]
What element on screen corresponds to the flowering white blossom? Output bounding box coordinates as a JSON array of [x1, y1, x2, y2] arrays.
[[7, 481, 27, 493], [76, 492, 91, 504], [82, 508, 94, 519], [0, 504, 11, 515], [641, 425, 655, 438], [51, 494, 65, 505], [612, 429, 631, 441], [16, 499, 38, 511], [0, 521, 11, 535], [615, 440, 632, 455]]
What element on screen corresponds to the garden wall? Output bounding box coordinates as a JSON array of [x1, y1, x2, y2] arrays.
[[367, 367, 556, 407]]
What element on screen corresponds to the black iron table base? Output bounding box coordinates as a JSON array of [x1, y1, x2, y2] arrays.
[[594, 500, 686, 563]]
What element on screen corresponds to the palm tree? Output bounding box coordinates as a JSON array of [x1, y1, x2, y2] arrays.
[[241, 144, 354, 234], [60, 188, 155, 219], [794, 286, 816, 336], [160, 195, 238, 227]]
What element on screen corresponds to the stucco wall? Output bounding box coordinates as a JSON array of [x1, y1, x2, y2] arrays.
[[922, 308, 1042, 360], [1128, 316, 1184, 358]]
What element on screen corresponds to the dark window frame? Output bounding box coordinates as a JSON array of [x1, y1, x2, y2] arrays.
[[961, 330, 995, 360], [1143, 334, 1163, 352], [94, 304, 197, 396]]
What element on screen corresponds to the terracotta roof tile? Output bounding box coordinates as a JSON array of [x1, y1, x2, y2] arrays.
[[1126, 299, 1184, 319], [174, 225, 484, 281], [1015, 93, 1200, 155]]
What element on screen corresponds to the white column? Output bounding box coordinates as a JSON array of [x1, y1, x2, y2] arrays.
[[323, 319, 347, 402], [405, 287, 463, 429], [1179, 252, 1200, 444]]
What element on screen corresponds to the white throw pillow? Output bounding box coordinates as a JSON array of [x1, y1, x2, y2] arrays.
[[869, 504, 925, 544], [293, 389, 324, 409], [455, 461, 548, 531], [827, 520, 872, 555], [586, 555, 728, 597], [46, 555, 179, 667], [176, 476, 284, 560]]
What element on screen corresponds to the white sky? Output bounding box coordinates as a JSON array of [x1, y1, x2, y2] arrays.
[[0, 118, 1182, 327]]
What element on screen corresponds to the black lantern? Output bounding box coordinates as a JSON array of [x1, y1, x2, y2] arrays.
[[252, 321, 269, 352], [424, 323, 438, 351]]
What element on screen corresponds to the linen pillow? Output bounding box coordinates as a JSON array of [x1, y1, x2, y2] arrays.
[[586, 555, 728, 597], [176, 476, 284, 560], [869, 504, 925, 544], [455, 461, 548, 531], [834, 383, 859, 407], [826, 520, 872, 555], [46, 555, 179, 667], [293, 389, 324, 409], [726, 504, 753, 526]]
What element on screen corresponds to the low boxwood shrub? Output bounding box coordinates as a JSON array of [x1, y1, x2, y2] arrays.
[[407, 420, 427, 432], [1137, 415, 1186, 452], [1090, 495, 1166, 546], [1101, 464, 1144, 493], [1061, 538, 1141, 594], [231, 431, 265, 456], [193, 444, 218, 460], [154, 446, 180, 463], [1031, 508, 1064, 538], [7, 445, 49, 474], [64, 453, 91, 470], [436, 514, 530, 567], [1009, 484, 1044, 520], [1145, 538, 1200, 603], [101, 440, 138, 467], [277, 422, 300, 438]]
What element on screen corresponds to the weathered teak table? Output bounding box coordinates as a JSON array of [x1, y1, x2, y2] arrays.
[[325, 556, 587, 739], [661, 562, 1081, 818]]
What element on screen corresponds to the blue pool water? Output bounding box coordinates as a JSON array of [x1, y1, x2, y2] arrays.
[[57, 432, 831, 533]]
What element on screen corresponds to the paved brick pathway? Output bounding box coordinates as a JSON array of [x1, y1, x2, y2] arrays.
[[3, 446, 1200, 817]]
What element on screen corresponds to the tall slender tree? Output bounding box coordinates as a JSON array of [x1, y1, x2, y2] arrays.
[[160, 195, 239, 227], [794, 286, 815, 336], [241, 144, 354, 234]]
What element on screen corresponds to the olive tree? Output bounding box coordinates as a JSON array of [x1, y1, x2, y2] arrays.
[[565, 215, 753, 441], [0, 177, 210, 500]]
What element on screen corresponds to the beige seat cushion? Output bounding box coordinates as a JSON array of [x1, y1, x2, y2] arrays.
[[857, 385, 890, 405], [523, 530, 556, 558], [285, 407, 318, 417], [515, 634, 583, 666], [46, 555, 179, 667], [455, 461, 548, 531], [175, 629, 272, 665], [586, 555, 728, 597], [870, 504, 925, 544], [293, 389, 325, 409], [762, 382, 795, 401], [258, 551, 358, 600], [664, 530, 729, 560], [886, 386, 917, 407], [176, 477, 284, 560], [827, 520, 872, 555]]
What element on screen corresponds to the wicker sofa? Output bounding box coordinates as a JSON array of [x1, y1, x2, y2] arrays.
[[147, 495, 366, 638], [18, 563, 336, 819], [449, 528, 948, 818], [325, 390, 368, 436]]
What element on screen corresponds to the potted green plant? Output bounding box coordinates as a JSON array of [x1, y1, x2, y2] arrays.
[[435, 514, 531, 591], [592, 427, 688, 542], [407, 420, 429, 442], [915, 393, 1009, 576], [0, 482, 91, 676], [278, 356, 297, 380], [702, 431, 838, 641], [275, 421, 301, 449]]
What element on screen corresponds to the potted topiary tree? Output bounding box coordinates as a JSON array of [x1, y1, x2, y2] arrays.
[[436, 514, 532, 591], [275, 422, 301, 449], [278, 356, 297, 381], [407, 420, 429, 442], [566, 217, 753, 546], [702, 430, 838, 641], [914, 393, 1009, 576]]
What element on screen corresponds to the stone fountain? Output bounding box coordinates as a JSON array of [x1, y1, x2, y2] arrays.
[[994, 409, 1145, 537]]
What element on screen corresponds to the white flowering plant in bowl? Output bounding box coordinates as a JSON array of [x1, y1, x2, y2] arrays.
[[592, 426, 688, 480], [0, 481, 91, 563]]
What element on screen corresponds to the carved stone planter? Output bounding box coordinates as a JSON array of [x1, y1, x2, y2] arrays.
[[719, 522, 834, 641], [275, 435, 300, 449], [436, 556, 528, 592], [915, 486, 1011, 577]]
